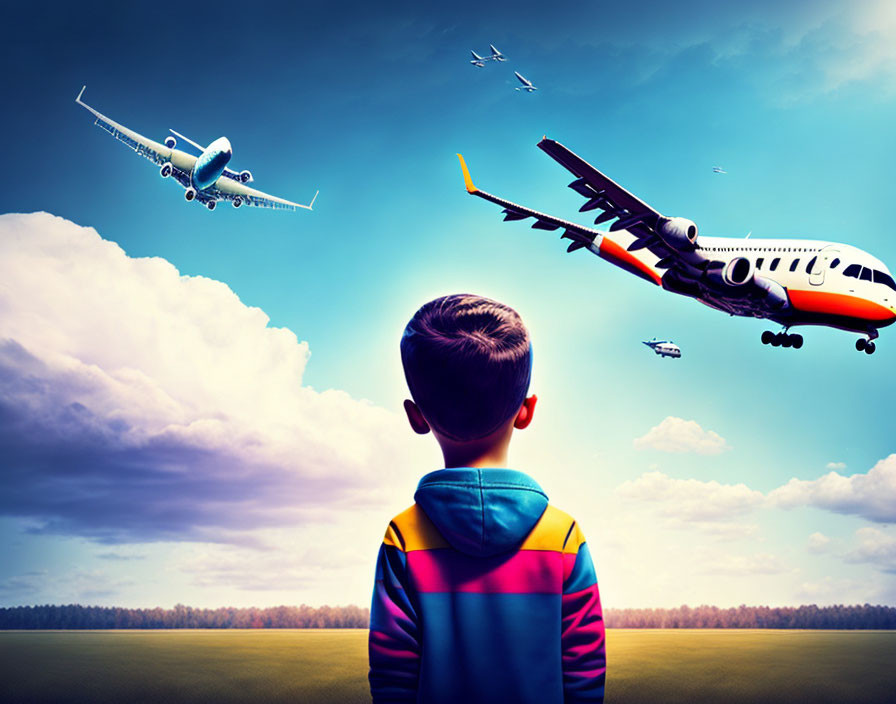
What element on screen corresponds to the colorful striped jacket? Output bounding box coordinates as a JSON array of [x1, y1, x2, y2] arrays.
[[369, 468, 605, 703]]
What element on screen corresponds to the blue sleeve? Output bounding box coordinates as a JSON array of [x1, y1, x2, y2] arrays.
[[561, 540, 606, 703], [368, 541, 420, 703]]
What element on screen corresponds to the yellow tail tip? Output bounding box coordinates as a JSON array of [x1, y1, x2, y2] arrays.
[[457, 153, 478, 194]]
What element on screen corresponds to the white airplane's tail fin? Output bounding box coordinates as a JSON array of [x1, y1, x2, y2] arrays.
[[307, 190, 319, 210], [490, 44, 503, 57], [169, 129, 206, 153]]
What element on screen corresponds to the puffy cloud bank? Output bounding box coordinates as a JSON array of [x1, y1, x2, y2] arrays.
[[633, 416, 730, 455], [769, 454, 896, 523], [0, 213, 413, 543]]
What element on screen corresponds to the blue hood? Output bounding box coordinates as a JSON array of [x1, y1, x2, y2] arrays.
[[414, 468, 549, 557]]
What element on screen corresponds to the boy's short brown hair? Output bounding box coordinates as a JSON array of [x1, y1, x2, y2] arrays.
[[400, 294, 532, 441]]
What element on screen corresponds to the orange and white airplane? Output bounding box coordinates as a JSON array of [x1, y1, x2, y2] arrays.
[[458, 138, 896, 354]]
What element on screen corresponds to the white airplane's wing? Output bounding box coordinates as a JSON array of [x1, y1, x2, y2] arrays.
[[514, 72, 532, 86], [168, 129, 206, 153], [490, 44, 503, 57], [76, 86, 174, 169], [471, 50, 484, 60], [212, 178, 318, 211]]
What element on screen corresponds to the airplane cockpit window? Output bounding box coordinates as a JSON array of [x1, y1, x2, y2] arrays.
[[860, 267, 873, 282], [843, 264, 861, 278], [830, 258, 841, 269], [873, 270, 896, 292], [806, 256, 817, 273], [770, 257, 780, 271]]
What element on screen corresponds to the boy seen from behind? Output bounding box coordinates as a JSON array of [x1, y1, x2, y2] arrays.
[[369, 294, 606, 703]]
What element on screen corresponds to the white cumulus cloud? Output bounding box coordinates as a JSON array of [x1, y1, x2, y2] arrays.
[[616, 471, 764, 523], [0, 212, 420, 543], [633, 416, 730, 455], [769, 454, 896, 524]]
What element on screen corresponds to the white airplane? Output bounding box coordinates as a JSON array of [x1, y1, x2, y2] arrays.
[[514, 72, 537, 93], [470, 45, 506, 67], [75, 87, 317, 212], [457, 139, 896, 354], [713, 166, 727, 174], [643, 338, 682, 358]]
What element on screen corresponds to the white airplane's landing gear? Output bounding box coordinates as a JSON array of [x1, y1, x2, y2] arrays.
[[185, 188, 196, 202], [761, 330, 802, 349]]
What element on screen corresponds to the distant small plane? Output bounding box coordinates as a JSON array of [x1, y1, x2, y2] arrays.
[[75, 86, 317, 212], [514, 72, 537, 92], [470, 45, 506, 67], [643, 338, 682, 358], [713, 166, 727, 174]]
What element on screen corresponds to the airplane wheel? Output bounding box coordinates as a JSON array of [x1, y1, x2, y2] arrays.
[[856, 338, 867, 351], [780, 335, 792, 348], [865, 341, 876, 355], [770, 333, 782, 347], [791, 334, 803, 349], [761, 331, 774, 345]]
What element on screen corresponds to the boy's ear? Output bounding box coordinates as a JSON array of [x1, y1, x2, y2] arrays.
[[404, 399, 431, 435], [513, 394, 538, 430]]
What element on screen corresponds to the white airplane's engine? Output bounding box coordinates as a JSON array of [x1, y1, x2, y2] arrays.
[[160, 162, 173, 178], [185, 188, 196, 201], [706, 256, 754, 287], [164, 136, 176, 149], [239, 170, 253, 183], [657, 217, 698, 250], [232, 197, 243, 208]]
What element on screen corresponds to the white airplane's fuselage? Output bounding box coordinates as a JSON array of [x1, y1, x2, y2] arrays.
[[644, 340, 681, 358], [587, 230, 896, 334]]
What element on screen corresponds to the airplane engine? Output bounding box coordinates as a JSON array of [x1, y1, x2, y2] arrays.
[[239, 170, 253, 183], [706, 256, 754, 288], [755, 276, 789, 310], [164, 136, 176, 149], [160, 162, 173, 178], [232, 197, 242, 208], [657, 217, 698, 251], [185, 187, 196, 201]]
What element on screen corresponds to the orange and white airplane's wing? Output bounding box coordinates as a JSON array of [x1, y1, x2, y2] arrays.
[[457, 153, 666, 286]]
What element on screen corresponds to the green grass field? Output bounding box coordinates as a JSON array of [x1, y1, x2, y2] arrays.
[[2, 629, 895, 703]]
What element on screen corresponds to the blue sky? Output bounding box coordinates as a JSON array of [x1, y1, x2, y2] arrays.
[[2, 0, 896, 609]]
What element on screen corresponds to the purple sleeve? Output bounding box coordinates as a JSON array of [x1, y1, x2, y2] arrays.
[[561, 539, 606, 703], [369, 540, 420, 703]]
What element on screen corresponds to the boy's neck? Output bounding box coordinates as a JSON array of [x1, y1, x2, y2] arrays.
[[436, 423, 513, 469]]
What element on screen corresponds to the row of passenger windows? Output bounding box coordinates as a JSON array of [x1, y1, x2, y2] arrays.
[[843, 264, 896, 291], [755, 255, 824, 273]]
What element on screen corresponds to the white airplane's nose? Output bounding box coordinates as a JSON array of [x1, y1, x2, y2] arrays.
[[209, 136, 232, 156]]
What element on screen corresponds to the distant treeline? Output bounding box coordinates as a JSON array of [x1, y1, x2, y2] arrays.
[[0, 604, 369, 629], [603, 604, 896, 629], [2, 603, 895, 629]]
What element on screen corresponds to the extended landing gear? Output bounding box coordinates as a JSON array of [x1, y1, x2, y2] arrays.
[[761, 330, 803, 349], [856, 338, 876, 354], [855, 329, 879, 355]]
